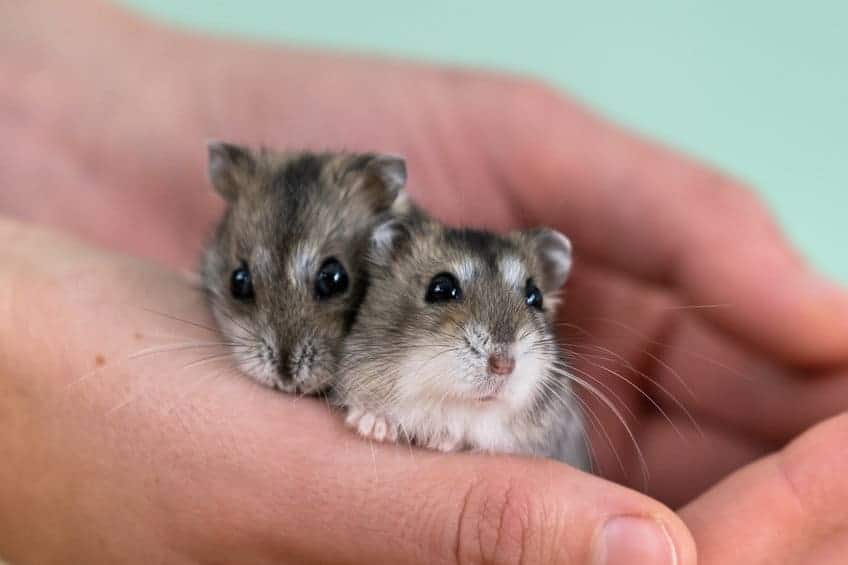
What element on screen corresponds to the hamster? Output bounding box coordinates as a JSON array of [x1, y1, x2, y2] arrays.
[[201, 143, 405, 394], [336, 202, 589, 469]]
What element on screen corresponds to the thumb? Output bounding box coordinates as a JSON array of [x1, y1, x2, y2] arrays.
[[256, 413, 697, 565], [0, 218, 693, 565]]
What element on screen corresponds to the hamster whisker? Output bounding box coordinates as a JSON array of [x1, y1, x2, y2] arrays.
[[554, 317, 743, 390], [646, 340, 754, 384], [588, 333, 696, 401], [349, 342, 456, 355], [551, 320, 593, 338], [61, 340, 245, 393], [105, 348, 252, 415], [215, 308, 264, 343], [559, 317, 703, 398], [240, 356, 266, 381], [318, 389, 337, 414], [569, 350, 701, 440], [127, 341, 252, 361], [541, 379, 604, 475], [555, 355, 689, 443], [548, 365, 649, 485], [139, 307, 221, 335], [568, 388, 618, 479], [290, 388, 311, 404], [552, 361, 638, 422], [558, 347, 619, 364], [537, 377, 599, 475], [657, 303, 734, 311], [559, 341, 703, 439], [176, 352, 239, 372]]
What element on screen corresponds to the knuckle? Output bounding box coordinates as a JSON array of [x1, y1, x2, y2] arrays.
[[688, 173, 787, 249], [453, 476, 554, 565], [700, 174, 771, 222], [506, 77, 564, 119], [454, 72, 563, 124]]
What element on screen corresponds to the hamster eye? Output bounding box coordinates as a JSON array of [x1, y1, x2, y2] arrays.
[[315, 257, 349, 300], [230, 261, 254, 302], [425, 272, 462, 303], [525, 278, 543, 310]]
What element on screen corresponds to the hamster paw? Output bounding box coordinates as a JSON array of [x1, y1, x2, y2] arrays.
[[345, 408, 399, 443], [426, 435, 462, 453]]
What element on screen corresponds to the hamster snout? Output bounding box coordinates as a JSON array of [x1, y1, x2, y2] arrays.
[[423, 315, 557, 409], [288, 336, 333, 390], [210, 298, 340, 394]]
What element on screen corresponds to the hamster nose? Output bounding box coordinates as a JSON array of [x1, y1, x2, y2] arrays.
[[290, 341, 316, 369], [488, 353, 515, 376]]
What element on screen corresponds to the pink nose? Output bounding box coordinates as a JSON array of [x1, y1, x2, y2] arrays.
[[488, 353, 515, 376]]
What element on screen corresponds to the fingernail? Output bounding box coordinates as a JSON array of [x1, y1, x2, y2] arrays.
[[593, 516, 677, 565]]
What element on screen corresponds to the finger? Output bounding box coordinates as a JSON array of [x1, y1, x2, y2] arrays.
[[484, 82, 848, 367], [637, 415, 769, 509], [0, 218, 695, 565], [679, 413, 848, 565], [213, 398, 698, 565], [653, 313, 848, 443], [561, 262, 848, 445]]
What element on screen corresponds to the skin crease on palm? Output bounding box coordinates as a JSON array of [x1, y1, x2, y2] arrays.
[[2, 0, 848, 563]]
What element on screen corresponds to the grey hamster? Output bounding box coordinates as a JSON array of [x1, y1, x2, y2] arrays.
[[336, 202, 589, 469], [201, 143, 405, 394]]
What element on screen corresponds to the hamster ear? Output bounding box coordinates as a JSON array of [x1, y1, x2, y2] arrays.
[[524, 228, 573, 290], [207, 141, 257, 202], [368, 216, 410, 266], [345, 154, 407, 212]]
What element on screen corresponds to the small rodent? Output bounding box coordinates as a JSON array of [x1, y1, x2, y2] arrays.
[[336, 201, 589, 469], [201, 143, 405, 394]]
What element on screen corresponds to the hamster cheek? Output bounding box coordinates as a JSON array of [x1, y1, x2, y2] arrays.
[[395, 345, 467, 401], [213, 312, 281, 390], [290, 346, 336, 394], [508, 340, 550, 411]]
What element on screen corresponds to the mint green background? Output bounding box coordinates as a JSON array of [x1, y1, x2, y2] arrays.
[[122, 1, 847, 281]]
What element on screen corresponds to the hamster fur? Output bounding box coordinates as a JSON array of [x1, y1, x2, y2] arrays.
[[201, 143, 405, 394], [336, 202, 589, 469]]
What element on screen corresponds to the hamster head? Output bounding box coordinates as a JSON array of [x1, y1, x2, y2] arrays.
[[201, 142, 405, 393], [340, 213, 572, 416]]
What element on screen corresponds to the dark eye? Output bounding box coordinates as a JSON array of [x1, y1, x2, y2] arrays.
[[315, 257, 349, 300], [525, 278, 543, 310], [230, 261, 254, 301], [425, 272, 462, 303]]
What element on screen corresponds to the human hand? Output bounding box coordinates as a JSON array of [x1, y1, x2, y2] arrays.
[[0, 218, 696, 564], [3, 0, 846, 355], [3, 1, 848, 563], [679, 413, 848, 564]]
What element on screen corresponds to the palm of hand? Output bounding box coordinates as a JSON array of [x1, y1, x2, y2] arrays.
[[3, 5, 848, 562]]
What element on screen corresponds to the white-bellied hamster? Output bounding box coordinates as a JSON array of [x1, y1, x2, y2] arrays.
[[201, 143, 405, 394], [336, 202, 589, 469]]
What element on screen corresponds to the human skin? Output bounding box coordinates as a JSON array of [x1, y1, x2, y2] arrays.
[[1, 1, 848, 563], [1, 219, 696, 564]]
